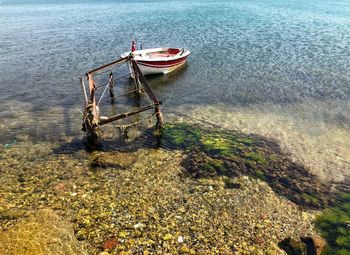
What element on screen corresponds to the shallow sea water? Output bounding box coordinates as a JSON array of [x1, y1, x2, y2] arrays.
[[0, 0, 350, 253], [1, 0, 349, 181], [1, 0, 350, 241]]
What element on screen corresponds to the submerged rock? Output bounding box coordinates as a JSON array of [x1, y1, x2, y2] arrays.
[[300, 236, 326, 255], [102, 237, 118, 251], [278, 238, 307, 255], [279, 236, 326, 255], [90, 152, 136, 169]]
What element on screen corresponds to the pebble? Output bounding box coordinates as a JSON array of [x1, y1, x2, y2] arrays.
[[163, 234, 173, 241], [0, 143, 318, 254], [133, 223, 144, 229]]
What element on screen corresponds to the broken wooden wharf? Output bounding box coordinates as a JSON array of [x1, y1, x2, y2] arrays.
[[79, 54, 164, 145]]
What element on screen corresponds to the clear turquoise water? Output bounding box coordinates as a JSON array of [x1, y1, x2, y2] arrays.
[[1, 1, 350, 249], [0, 0, 349, 147]]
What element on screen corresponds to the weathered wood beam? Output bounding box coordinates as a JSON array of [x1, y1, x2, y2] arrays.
[[155, 104, 164, 130], [130, 59, 160, 104], [83, 73, 100, 144], [87, 73, 97, 113], [98, 104, 160, 126], [86, 57, 128, 76]]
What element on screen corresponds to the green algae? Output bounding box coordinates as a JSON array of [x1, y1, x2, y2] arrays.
[[236, 137, 253, 145], [315, 193, 350, 255], [162, 123, 271, 172], [243, 151, 268, 165], [161, 123, 270, 174], [200, 134, 234, 157], [161, 123, 201, 150], [162, 123, 274, 182], [161, 122, 333, 209], [301, 193, 321, 208], [203, 159, 227, 176], [255, 170, 266, 180], [200, 133, 255, 158]]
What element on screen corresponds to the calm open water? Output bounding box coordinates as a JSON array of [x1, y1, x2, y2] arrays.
[[0, 0, 350, 181]]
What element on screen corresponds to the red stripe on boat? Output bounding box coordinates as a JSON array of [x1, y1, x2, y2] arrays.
[[137, 56, 187, 66], [137, 59, 187, 68]]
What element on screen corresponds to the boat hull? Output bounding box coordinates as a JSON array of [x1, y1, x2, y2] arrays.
[[121, 47, 190, 76], [136, 56, 188, 75]]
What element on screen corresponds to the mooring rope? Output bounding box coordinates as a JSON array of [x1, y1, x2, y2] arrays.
[[119, 112, 155, 127], [73, 105, 90, 133], [94, 72, 132, 90], [98, 89, 140, 104], [97, 81, 111, 106], [94, 80, 111, 90], [141, 86, 153, 105], [160, 87, 174, 111]]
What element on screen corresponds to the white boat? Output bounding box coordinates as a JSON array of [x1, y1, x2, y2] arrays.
[[121, 44, 191, 76]]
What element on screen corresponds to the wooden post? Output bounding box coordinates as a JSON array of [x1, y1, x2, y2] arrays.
[[108, 72, 115, 104], [155, 104, 164, 130], [130, 60, 142, 95], [108, 72, 115, 98], [83, 74, 100, 145]]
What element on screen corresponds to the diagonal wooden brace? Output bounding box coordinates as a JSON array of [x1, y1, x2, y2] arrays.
[[129, 58, 164, 130]]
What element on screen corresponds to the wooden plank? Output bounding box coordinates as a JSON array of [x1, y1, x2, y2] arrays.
[[87, 57, 128, 76], [98, 104, 154, 126]]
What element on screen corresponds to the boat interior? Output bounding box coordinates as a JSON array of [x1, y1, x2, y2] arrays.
[[135, 48, 185, 59]]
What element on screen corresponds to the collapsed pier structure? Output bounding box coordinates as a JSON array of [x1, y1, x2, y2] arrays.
[[79, 54, 164, 145]]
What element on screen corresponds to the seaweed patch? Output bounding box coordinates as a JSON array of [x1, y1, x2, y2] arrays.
[[315, 193, 350, 255], [161, 123, 335, 209]]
